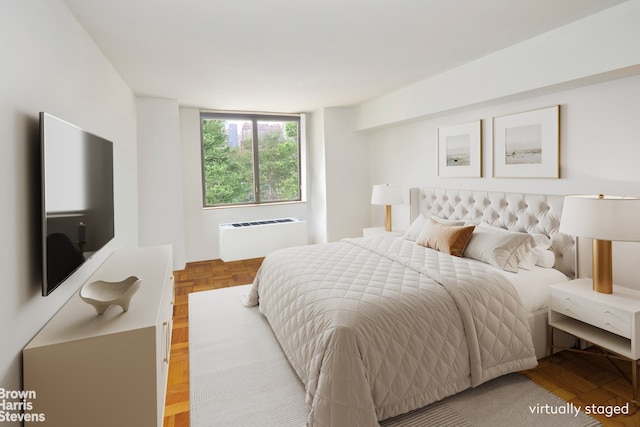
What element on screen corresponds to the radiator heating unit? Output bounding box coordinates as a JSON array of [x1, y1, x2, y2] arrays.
[[219, 217, 307, 262]]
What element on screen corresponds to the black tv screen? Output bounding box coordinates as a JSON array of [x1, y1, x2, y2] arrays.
[[40, 112, 115, 296]]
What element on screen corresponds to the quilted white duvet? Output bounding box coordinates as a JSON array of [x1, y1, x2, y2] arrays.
[[244, 236, 537, 427]]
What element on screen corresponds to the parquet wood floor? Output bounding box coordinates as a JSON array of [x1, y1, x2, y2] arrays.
[[162, 257, 264, 427], [163, 258, 639, 427]]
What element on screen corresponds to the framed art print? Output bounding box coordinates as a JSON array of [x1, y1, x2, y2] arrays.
[[437, 120, 482, 178], [492, 105, 560, 178]]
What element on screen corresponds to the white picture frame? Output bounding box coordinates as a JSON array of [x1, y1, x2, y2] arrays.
[[437, 120, 482, 178], [492, 105, 560, 178]]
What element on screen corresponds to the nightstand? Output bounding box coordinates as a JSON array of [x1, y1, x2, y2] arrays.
[[363, 227, 404, 238], [548, 278, 640, 402]]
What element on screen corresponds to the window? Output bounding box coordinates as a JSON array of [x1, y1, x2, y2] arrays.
[[200, 112, 301, 207]]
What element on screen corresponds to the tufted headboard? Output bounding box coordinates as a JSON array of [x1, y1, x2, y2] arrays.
[[409, 188, 576, 278]]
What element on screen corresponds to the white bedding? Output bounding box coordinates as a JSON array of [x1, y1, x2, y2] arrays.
[[482, 263, 569, 313], [245, 236, 537, 426]]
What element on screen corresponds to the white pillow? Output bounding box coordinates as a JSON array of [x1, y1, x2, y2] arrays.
[[518, 250, 538, 270], [516, 232, 552, 269], [403, 214, 466, 242], [431, 216, 467, 226], [463, 226, 536, 273], [531, 233, 552, 249], [477, 223, 551, 270], [536, 249, 556, 268], [403, 214, 429, 242]]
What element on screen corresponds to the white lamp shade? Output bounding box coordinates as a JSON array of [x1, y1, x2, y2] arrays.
[[559, 194, 640, 241], [371, 184, 404, 205]]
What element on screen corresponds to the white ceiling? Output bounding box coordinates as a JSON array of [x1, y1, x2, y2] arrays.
[[62, 0, 626, 113]]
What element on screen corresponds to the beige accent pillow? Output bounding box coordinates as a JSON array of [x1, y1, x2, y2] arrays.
[[416, 219, 475, 257]]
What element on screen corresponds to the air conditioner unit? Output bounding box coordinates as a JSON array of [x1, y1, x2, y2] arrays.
[[219, 217, 307, 262]]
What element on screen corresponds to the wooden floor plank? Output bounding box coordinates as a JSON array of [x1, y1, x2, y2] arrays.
[[163, 257, 640, 427]]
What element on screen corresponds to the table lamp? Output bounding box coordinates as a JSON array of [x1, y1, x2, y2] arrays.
[[371, 184, 404, 232], [559, 194, 640, 294]]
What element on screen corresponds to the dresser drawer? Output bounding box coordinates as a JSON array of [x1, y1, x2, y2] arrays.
[[551, 289, 631, 338]]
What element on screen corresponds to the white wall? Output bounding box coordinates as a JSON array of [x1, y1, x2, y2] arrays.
[[307, 109, 328, 244], [0, 0, 138, 420], [179, 108, 311, 262], [323, 108, 370, 241], [137, 97, 187, 269]]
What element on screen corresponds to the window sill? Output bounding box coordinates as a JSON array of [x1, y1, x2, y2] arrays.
[[203, 200, 307, 211]]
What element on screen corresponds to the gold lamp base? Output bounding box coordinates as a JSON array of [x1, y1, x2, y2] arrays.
[[384, 205, 392, 232], [592, 239, 613, 294]]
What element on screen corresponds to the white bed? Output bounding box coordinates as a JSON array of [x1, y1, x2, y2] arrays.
[[245, 188, 575, 427], [469, 261, 569, 359], [409, 188, 576, 361]]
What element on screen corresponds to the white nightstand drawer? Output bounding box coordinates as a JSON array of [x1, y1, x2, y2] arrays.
[[551, 289, 631, 338]]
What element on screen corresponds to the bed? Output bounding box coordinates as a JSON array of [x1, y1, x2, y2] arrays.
[[244, 188, 575, 427]]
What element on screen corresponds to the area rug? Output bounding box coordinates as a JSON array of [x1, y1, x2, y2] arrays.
[[189, 285, 601, 427]]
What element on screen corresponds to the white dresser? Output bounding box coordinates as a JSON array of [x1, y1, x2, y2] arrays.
[[23, 245, 174, 427], [548, 278, 640, 401]]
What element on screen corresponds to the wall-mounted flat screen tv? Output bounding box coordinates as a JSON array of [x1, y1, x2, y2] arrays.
[[40, 112, 115, 296]]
